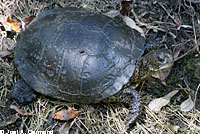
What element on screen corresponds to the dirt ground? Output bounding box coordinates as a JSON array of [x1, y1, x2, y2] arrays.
[[0, 0, 200, 134]]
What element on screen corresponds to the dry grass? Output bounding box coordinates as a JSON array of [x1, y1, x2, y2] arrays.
[[0, 0, 200, 133]]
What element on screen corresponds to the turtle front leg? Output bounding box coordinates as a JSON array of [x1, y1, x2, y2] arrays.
[[119, 87, 141, 130], [12, 79, 37, 105]]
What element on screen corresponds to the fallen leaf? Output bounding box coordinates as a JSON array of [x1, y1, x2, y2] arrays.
[[177, 25, 192, 30], [103, 10, 120, 18], [0, 50, 13, 57], [6, 16, 16, 23], [22, 15, 36, 30], [58, 1, 67, 8], [0, 15, 11, 31], [152, 70, 171, 81], [168, 124, 180, 133], [120, 0, 133, 16], [1, 37, 16, 50], [122, 16, 145, 37], [0, 114, 18, 127], [10, 105, 33, 116], [148, 90, 179, 112], [180, 95, 194, 112], [7, 16, 21, 32], [0, 37, 15, 57], [52, 109, 81, 121]]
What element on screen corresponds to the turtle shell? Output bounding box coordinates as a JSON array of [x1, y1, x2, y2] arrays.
[[14, 7, 145, 103]]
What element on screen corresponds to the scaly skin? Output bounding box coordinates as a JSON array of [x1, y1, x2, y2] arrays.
[[131, 49, 174, 83]]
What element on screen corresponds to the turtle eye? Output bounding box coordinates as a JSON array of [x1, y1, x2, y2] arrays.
[[158, 56, 165, 62]]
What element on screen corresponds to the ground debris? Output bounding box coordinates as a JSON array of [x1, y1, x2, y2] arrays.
[[148, 90, 179, 112], [52, 109, 82, 121], [0, 114, 18, 127], [21, 15, 36, 30], [10, 105, 33, 116], [180, 96, 194, 112]]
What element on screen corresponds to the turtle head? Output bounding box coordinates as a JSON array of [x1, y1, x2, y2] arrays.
[[132, 49, 174, 82], [144, 49, 174, 72]]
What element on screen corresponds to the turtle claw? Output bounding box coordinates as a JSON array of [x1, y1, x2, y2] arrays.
[[12, 79, 37, 105]]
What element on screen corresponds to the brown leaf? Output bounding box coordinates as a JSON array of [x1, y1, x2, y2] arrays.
[[120, 0, 133, 16], [168, 124, 180, 133], [22, 15, 36, 30], [10, 105, 33, 116], [6, 16, 16, 23], [0, 114, 18, 127], [6, 16, 21, 32], [52, 109, 81, 121]]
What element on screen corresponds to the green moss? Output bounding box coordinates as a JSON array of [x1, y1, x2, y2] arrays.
[[185, 56, 200, 79], [167, 53, 200, 90]]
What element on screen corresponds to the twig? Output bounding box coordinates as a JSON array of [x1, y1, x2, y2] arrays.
[[10, 105, 33, 116], [131, 9, 176, 38], [194, 84, 200, 110], [174, 44, 199, 62], [157, 2, 175, 23]]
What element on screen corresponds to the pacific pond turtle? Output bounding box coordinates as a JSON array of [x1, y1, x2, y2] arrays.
[[13, 7, 174, 129]]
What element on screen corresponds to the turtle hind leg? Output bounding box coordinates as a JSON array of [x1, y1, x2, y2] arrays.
[[12, 79, 37, 105], [104, 86, 141, 131], [118, 86, 141, 131]]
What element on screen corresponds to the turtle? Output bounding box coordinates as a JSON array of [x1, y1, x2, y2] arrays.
[[12, 7, 174, 129]]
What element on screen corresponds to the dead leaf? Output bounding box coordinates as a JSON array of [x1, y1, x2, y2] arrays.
[[22, 15, 36, 30], [148, 90, 179, 112], [177, 25, 192, 30], [0, 37, 15, 57], [120, 0, 133, 16], [180, 95, 194, 112], [167, 124, 180, 133], [152, 70, 171, 81], [58, 1, 67, 8], [103, 10, 120, 18], [0, 15, 11, 31], [7, 16, 21, 32], [10, 105, 33, 116], [1, 37, 16, 50], [0, 50, 13, 57], [0, 15, 21, 32], [122, 16, 145, 37], [0, 114, 18, 127], [52, 109, 81, 121]]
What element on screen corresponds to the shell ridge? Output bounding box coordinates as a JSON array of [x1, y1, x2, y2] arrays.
[[80, 55, 89, 94], [56, 49, 68, 84]]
